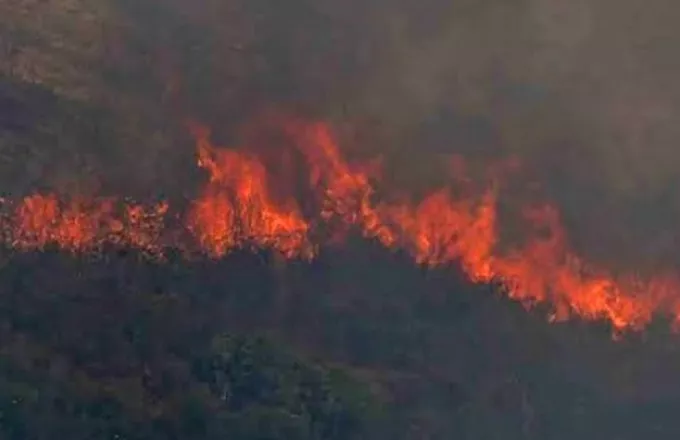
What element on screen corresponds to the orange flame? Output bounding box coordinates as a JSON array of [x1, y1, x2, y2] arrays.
[[9, 193, 169, 258], [186, 124, 313, 259], [3, 114, 680, 335]]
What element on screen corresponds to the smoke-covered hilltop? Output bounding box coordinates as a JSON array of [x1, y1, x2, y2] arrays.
[[3, 0, 680, 438], [4, 0, 680, 272]]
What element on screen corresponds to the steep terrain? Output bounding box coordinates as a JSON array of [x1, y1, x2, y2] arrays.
[[2, 1, 680, 439]]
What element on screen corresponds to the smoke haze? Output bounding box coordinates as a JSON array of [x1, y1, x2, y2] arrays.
[[4, 0, 680, 273]]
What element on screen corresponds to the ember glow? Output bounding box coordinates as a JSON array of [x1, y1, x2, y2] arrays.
[[3, 114, 680, 333]]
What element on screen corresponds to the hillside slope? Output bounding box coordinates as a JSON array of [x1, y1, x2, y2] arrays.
[[2, 1, 680, 439]]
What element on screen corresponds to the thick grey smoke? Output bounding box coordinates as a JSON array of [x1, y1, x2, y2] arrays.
[[4, 0, 680, 272], [322, 0, 680, 272]]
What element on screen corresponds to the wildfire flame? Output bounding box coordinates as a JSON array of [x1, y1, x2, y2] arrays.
[[186, 123, 313, 259], [3, 114, 680, 334]]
